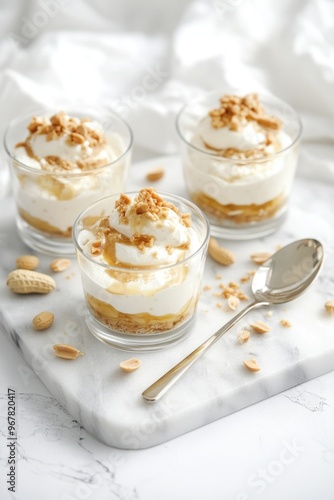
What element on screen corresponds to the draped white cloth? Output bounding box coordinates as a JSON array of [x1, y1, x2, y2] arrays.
[[0, 0, 334, 186]]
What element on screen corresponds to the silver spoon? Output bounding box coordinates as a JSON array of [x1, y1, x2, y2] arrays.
[[142, 238, 324, 402]]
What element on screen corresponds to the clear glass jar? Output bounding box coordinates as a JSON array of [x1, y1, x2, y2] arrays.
[[73, 192, 210, 351], [4, 107, 133, 255], [176, 90, 302, 240]]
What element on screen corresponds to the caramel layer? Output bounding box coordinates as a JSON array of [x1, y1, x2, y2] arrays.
[[86, 293, 197, 334], [192, 191, 285, 224], [19, 208, 72, 237]]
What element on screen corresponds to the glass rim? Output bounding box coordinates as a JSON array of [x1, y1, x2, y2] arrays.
[[73, 191, 210, 272], [175, 89, 303, 163], [3, 107, 133, 176]]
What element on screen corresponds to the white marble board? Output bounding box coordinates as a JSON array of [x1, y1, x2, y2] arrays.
[[1, 156, 334, 449]]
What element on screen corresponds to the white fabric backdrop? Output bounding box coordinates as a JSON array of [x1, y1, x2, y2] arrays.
[[1, 0, 334, 184]]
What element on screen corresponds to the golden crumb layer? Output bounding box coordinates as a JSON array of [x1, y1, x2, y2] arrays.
[[86, 293, 197, 334], [192, 190, 285, 224]]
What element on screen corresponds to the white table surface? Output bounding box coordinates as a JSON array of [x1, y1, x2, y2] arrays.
[[1, 147, 334, 500]]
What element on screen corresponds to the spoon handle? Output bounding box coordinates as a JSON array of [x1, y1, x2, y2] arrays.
[[142, 300, 270, 402]]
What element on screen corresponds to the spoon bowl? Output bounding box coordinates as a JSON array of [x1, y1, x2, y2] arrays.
[[142, 238, 324, 402], [252, 238, 324, 304]]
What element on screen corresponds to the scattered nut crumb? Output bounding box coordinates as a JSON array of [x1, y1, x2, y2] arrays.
[[146, 167, 165, 182], [208, 238, 236, 266], [120, 358, 141, 373], [240, 275, 250, 283], [238, 330, 250, 343], [216, 274, 222, 279], [243, 358, 261, 372], [325, 300, 334, 315], [50, 258, 72, 272], [216, 303, 223, 308], [203, 285, 212, 291], [250, 321, 270, 334], [280, 319, 291, 327], [250, 252, 272, 265], [228, 295, 240, 311], [53, 344, 84, 360], [266, 311, 273, 318]]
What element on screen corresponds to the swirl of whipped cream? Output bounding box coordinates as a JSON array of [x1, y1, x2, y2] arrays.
[[14, 111, 122, 172], [197, 116, 267, 151], [80, 189, 199, 268]]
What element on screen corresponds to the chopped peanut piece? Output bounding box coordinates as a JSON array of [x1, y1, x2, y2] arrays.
[[325, 300, 334, 315], [228, 295, 240, 311], [280, 319, 291, 328], [250, 321, 270, 334], [243, 358, 261, 372], [250, 252, 272, 265], [238, 330, 250, 343], [146, 167, 165, 182], [120, 358, 141, 373]]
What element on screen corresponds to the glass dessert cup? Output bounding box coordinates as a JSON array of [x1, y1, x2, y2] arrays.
[[4, 107, 133, 255], [176, 90, 302, 240], [73, 192, 210, 351]]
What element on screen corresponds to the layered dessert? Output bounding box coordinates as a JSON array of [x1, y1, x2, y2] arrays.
[[11, 111, 129, 237], [182, 93, 300, 225], [76, 188, 206, 335]]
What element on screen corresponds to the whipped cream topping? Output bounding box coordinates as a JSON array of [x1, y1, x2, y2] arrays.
[[185, 93, 298, 207], [79, 188, 199, 269], [14, 111, 121, 172], [197, 117, 267, 152], [193, 93, 286, 159]]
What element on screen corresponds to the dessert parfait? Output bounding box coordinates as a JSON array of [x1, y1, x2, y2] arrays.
[[4, 108, 132, 254], [177, 91, 301, 239], [73, 188, 209, 350]]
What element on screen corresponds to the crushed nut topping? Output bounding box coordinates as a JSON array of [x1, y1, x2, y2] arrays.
[[89, 188, 192, 266], [206, 93, 283, 159], [115, 188, 191, 228], [16, 111, 109, 172], [209, 93, 282, 132]]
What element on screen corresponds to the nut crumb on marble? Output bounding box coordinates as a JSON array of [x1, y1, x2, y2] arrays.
[[250, 321, 270, 334], [227, 295, 240, 311], [120, 358, 141, 373], [53, 344, 84, 360], [250, 252, 272, 265], [325, 300, 334, 315], [280, 319, 292, 327], [243, 358, 261, 372], [208, 238, 236, 266], [50, 258, 72, 272], [145, 167, 165, 182], [238, 330, 250, 343]]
